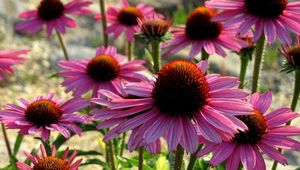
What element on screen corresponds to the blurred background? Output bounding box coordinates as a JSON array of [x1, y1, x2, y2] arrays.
[[0, 0, 299, 169]]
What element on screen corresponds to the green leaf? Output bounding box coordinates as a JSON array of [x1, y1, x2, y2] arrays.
[[48, 72, 59, 79], [155, 156, 170, 170], [117, 156, 153, 170], [194, 159, 209, 170], [56, 150, 103, 157], [2, 163, 18, 170], [80, 158, 108, 168], [13, 135, 23, 156]]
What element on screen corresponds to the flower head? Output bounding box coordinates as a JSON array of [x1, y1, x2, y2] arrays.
[[162, 6, 246, 59], [205, 0, 300, 44], [198, 91, 300, 170], [17, 144, 82, 170], [59, 45, 148, 97], [16, 0, 92, 36], [281, 37, 300, 73], [0, 49, 28, 80], [137, 15, 172, 43], [92, 60, 253, 153], [0, 93, 91, 141], [95, 0, 162, 42]]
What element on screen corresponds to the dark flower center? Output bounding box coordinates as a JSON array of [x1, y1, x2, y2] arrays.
[[33, 156, 70, 170], [287, 46, 300, 66], [118, 6, 143, 26], [87, 55, 120, 82], [245, 0, 288, 18], [232, 110, 267, 144], [25, 100, 62, 126], [152, 60, 209, 117], [37, 0, 65, 21], [185, 7, 222, 41], [140, 19, 171, 39]]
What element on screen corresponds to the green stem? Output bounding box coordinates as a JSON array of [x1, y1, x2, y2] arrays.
[[271, 70, 300, 170], [109, 141, 116, 170], [187, 145, 203, 170], [174, 145, 185, 170], [99, 0, 109, 47], [251, 35, 265, 93], [201, 50, 209, 61], [138, 147, 144, 170], [151, 40, 161, 73], [238, 53, 250, 89], [128, 41, 133, 61], [1, 124, 12, 158], [56, 31, 69, 60], [42, 139, 52, 156], [119, 133, 126, 156]]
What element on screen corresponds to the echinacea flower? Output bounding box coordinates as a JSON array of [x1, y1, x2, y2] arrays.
[[95, 0, 161, 42], [280, 37, 300, 73], [0, 93, 91, 141], [93, 60, 253, 153], [91, 82, 161, 154], [162, 6, 246, 59], [0, 49, 28, 80], [59, 45, 147, 97], [198, 91, 300, 170], [16, 0, 92, 36], [205, 0, 300, 44], [17, 144, 82, 170], [137, 15, 172, 43]]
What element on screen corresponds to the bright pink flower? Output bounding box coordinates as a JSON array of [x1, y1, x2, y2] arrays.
[[0, 49, 28, 80], [0, 93, 91, 141], [59, 45, 148, 97], [17, 144, 82, 170], [198, 91, 300, 170], [92, 60, 253, 153], [205, 0, 300, 44], [95, 0, 161, 42], [16, 0, 92, 36], [91, 82, 161, 154], [162, 7, 246, 59]]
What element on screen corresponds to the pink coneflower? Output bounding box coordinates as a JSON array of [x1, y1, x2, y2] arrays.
[[93, 60, 253, 153], [16, 0, 92, 36], [197, 91, 300, 170], [17, 144, 82, 170], [0, 49, 28, 80], [95, 0, 161, 42], [280, 37, 300, 72], [59, 45, 147, 97], [0, 93, 91, 141], [91, 82, 161, 154], [205, 0, 300, 44], [162, 6, 246, 59]]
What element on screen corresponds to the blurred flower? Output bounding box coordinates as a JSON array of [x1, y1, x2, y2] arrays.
[[91, 82, 161, 154], [205, 0, 300, 44], [16, 0, 92, 36], [0, 49, 28, 80], [17, 144, 82, 170], [93, 60, 253, 153], [59, 45, 148, 97], [95, 0, 162, 42], [137, 15, 172, 43], [198, 91, 300, 170], [280, 37, 300, 73], [0, 93, 91, 141], [162, 7, 246, 59]]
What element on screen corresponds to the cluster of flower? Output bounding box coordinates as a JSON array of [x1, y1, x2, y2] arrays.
[[1, 0, 300, 169]]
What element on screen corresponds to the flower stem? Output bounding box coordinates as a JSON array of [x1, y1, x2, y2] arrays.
[[238, 53, 250, 89], [251, 35, 265, 93], [138, 147, 144, 170], [1, 124, 12, 158], [271, 70, 300, 170], [151, 40, 161, 73], [42, 139, 52, 156], [128, 41, 133, 61], [187, 145, 203, 170], [55, 31, 69, 60], [201, 50, 209, 60], [119, 132, 126, 156], [99, 0, 109, 47], [174, 145, 185, 170]]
